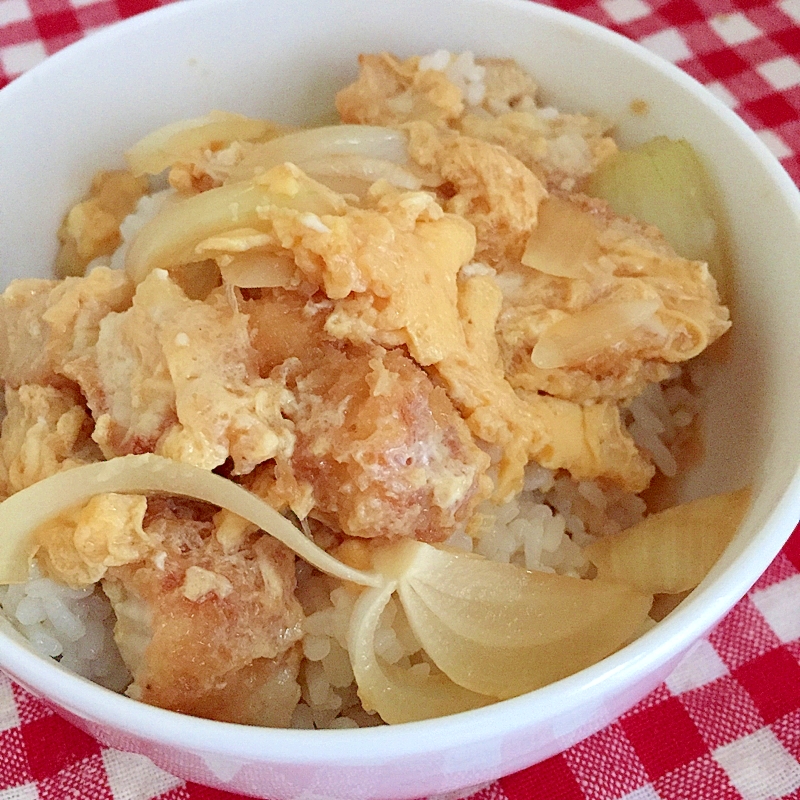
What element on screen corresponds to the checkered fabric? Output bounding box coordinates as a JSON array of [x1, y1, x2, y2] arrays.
[[1, 0, 799, 798], [2, 527, 800, 800], [535, 0, 800, 183]]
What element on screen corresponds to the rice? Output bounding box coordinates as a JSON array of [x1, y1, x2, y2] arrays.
[[292, 570, 383, 729], [107, 189, 173, 272], [0, 565, 130, 691], [626, 371, 704, 478], [419, 50, 487, 106]]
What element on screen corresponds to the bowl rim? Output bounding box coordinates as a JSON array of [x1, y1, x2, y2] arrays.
[[0, 0, 799, 768]]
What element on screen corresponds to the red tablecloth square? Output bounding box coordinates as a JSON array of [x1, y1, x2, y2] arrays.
[[500, 754, 586, 800], [734, 647, 800, 725], [620, 696, 709, 781], [33, 8, 82, 38], [115, 0, 172, 16], [659, 0, 708, 26], [744, 91, 800, 124], [699, 48, 754, 77], [21, 712, 104, 782], [774, 26, 800, 52]]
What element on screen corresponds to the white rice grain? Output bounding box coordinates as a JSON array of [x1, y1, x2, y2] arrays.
[[303, 634, 331, 662], [322, 642, 354, 689]]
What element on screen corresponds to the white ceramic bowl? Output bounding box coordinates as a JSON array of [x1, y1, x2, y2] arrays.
[[1, 0, 799, 798]]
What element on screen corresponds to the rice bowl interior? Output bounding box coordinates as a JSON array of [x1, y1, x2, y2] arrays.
[[0, 0, 799, 798]]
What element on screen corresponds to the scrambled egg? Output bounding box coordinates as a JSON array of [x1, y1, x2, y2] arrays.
[[499, 195, 731, 404], [404, 121, 546, 264], [336, 52, 617, 191], [0, 51, 731, 724], [65, 268, 296, 474], [36, 493, 151, 587]]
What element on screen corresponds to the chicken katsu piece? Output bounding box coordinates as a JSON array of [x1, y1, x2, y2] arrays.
[[36, 494, 304, 726], [105, 497, 303, 725], [285, 345, 490, 542], [243, 287, 492, 541], [243, 287, 329, 374], [63, 269, 295, 474]]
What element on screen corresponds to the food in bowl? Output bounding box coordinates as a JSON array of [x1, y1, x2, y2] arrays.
[[0, 50, 747, 730]]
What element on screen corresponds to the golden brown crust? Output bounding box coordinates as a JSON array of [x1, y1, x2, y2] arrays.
[[103, 497, 303, 722]]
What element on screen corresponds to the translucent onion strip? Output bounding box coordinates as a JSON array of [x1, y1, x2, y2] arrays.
[[347, 581, 490, 724], [522, 196, 599, 279], [217, 251, 297, 289], [194, 228, 298, 288], [302, 155, 424, 195], [584, 487, 751, 594], [126, 111, 284, 177], [532, 298, 661, 370], [373, 541, 652, 700], [225, 126, 411, 183], [0, 454, 382, 588], [124, 167, 345, 284], [659, 309, 709, 362]]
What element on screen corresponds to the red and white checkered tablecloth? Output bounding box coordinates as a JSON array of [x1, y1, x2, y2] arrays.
[[1, 1, 800, 799]]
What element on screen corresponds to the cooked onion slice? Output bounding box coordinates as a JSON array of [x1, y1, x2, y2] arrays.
[[584, 488, 751, 594], [532, 299, 661, 369], [347, 581, 490, 724], [0, 454, 382, 588], [522, 196, 599, 279], [586, 137, 728, 300], [124, 166, 345, 284], [218, 251, 297, 289], [194, 228, 298, 288], [302, 155, 426, 195], [659, 309, 708, 361], [226, 126, 410, 183], [126, 111, 284, 176], [372, 541, 652, 700]]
